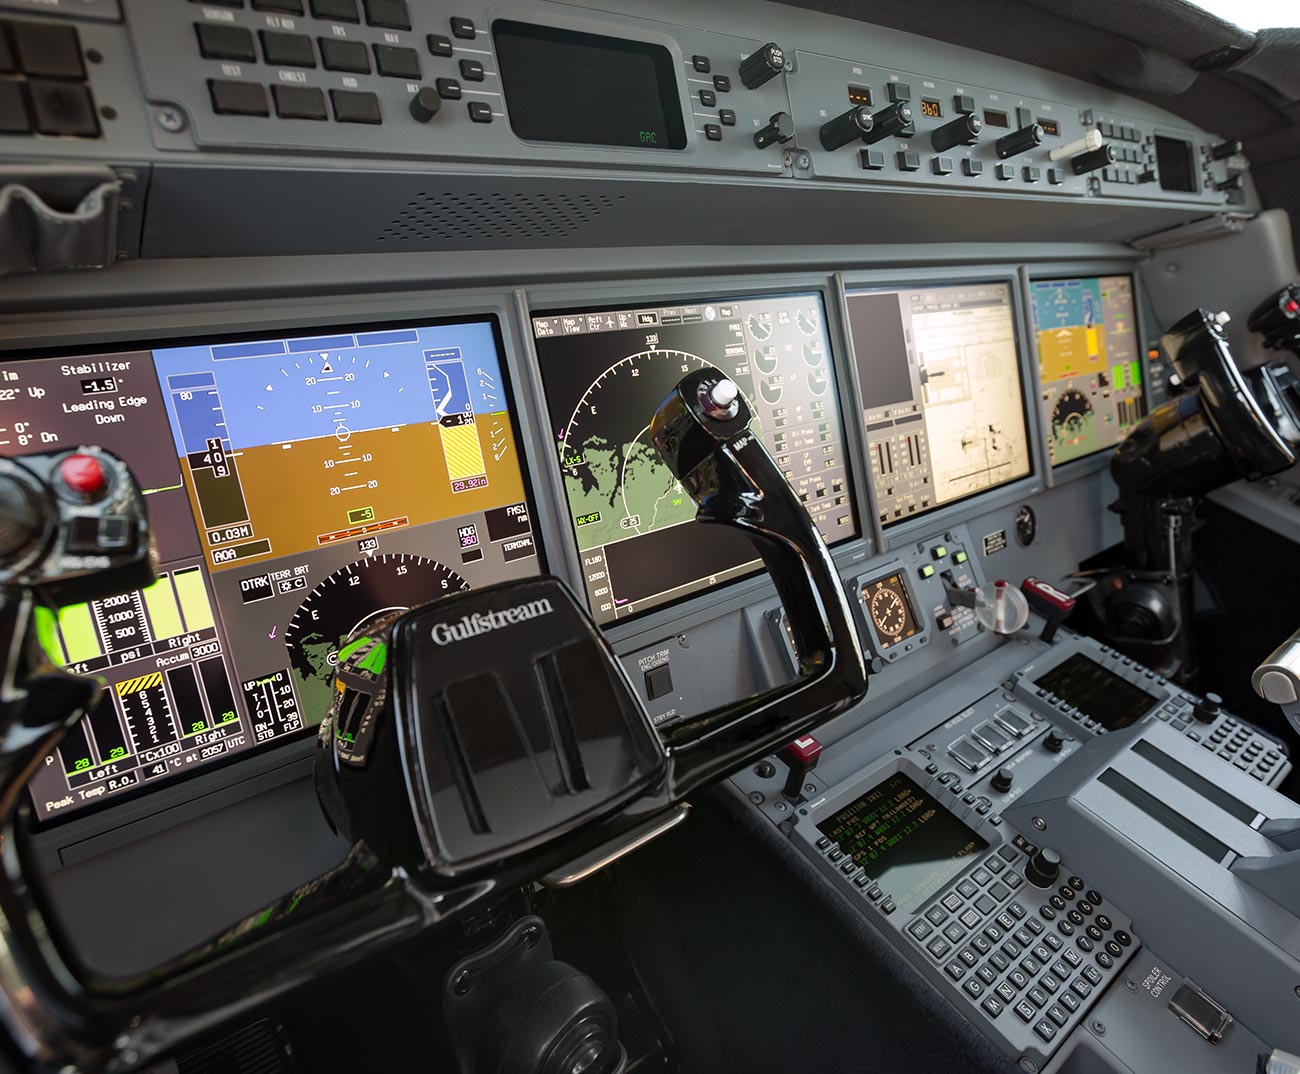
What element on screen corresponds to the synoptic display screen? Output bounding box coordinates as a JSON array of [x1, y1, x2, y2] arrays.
[[817, 772, 989, 913], [5, 319, 540, 823], [1030, 276, 1144, 466], [846, 282, 1032, 527], [1033, 653, 1157, 731], [533, 294, 859, 624]]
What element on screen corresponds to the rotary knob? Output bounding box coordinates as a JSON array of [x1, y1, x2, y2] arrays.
[[739, 42, 785, 89], [1043, 729, 1066, 753], [1025, 846, 1062, 889], [753, 111, 795, 149], [995, 123, 1044, 159], [409, 86, 442, 123], [991, 766, 1014, 794], [819, 106, 874, 150], [1194, 692, 1223, 724], [930, 112, 981, 153], [861, 101, 912, 144], [1071, 144, 1115, 175]]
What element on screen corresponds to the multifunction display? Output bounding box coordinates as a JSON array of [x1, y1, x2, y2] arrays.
[[533, 293, 858, 624], [1030, 275, 1144, 466], [846, 282, 1032, 526], [818, 772, 988, 913], [494, 21, 687, 151], [1033, 652, 1157, 731], [5, 318, 539, 822]]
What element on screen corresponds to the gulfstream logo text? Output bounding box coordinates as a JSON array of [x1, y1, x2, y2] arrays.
[[430, 599, 555, 645]]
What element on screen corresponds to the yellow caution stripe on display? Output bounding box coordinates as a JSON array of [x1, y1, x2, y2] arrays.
[[116, 672, 163, 697]]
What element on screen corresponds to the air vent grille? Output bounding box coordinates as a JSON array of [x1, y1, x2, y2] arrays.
[[377, 191, 626, 243]]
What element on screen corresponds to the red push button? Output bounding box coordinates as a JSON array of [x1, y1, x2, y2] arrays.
[[59, 453, 107, 497]]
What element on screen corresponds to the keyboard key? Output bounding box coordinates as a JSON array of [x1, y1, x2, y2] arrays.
[[1007, 969, 1030, 990], [1071, 977, 1093, 998], [1082, 965, 1103, 985], [1034, 1019, 1057, 1043], [959, 908, 982, 929], [982, 996, 1004, 1018], [1007, 902, 1027, 919], [261, 30, 315, 67], [1027, 986, 1049, 1008], [975, 894, 997, 915], [319, 38, 370, 73], [208, 79, 268, 116], [963, 978, 984, 998], [943, 893, 963, 913], [945, 961, 967, 980], [374, 43, 420, 79], [983, 925, 1003, 943], [977, 964, 997, 985], [958, 879, 978, 899], [927, 937, 951, 960], [330, 88, 380, 123], [1040, 972, 1060, 993], [971, 935, 991, 955], [925, 906, 948, 926], [363, 0, 410, 29], [311, 0, 358, 21], [272, 84, 326, 119], [996, 981, 1017, 1003], [1014, 999, 1036, 1023], [958, 947, 979, 967], [1060, 991, 1080, 1012], [1063, 948, 1082, 968], [196, 23, 256, 62], [989, 952, 1010, 972], [943, 923, 965, 944]]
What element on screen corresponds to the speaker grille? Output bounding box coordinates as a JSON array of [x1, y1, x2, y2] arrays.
[[377, 191, 626, 243]]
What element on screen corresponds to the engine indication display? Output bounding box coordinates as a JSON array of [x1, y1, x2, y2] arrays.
[[1030, 275, 1144, 466], [861, 571, 920, 650], [12, 316, 541, 824], [533, 294, 859, 624]]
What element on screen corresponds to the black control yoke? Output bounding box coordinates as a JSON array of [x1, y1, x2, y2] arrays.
[[0, 373, 866, 1072]]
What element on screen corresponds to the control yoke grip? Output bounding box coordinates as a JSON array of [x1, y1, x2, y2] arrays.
[[1253, 628, 1300, 736], [649, 369, 868, 794]]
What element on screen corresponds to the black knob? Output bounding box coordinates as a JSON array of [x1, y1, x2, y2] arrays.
[[1194, 692, 1222, 724], [867, 654, 885, 675], [995, 123, 1044, 159], [1215, 175, 1245, 193], [1211, 139, 1242, 160], [753, 111, 795, 149], [1044, 729, 1066, 753], [409, 86, 441, 123], [991, 766, 1014, 793], [0, 474, 45, 563], [819, 105, 874, 150], [1026, 846, 1062, 889], [739, 42, 785, 89], [861, 102, 912, 144], [930, 112, 981, 153], [1071, 144, 1115, 175]]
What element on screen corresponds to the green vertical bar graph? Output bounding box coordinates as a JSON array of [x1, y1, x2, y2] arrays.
[[1128, 360, 1142, 387], [173, 568, 215, 631], [142, 574, 184, 640], [57, 603, 102, 663], [1112, 364, 1125, 390]]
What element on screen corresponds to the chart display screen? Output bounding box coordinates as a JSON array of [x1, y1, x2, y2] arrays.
[[846, 282, 1032, 526], [1031, 275, 1144, 466], [4, 318, 540, 822], [1033, 653, 1157, 731], [817, 771, 988, 913], [532, 294, 858, 624]]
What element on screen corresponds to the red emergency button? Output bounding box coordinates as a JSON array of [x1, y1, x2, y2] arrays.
[[779, 734, 822, 800], [59, 453, 107, 498], [1286, 299, 1299, 314]]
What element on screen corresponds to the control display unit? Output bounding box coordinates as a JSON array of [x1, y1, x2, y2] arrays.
[[533, 293, 858, 624], [5, 318, 540, 822], [1033, 653, 1156, 731], [1030, 276, 1144, 466], [816, 771, 988, 913], [845, 282, 1032, 526], [861, 571, 921, 651], [494, 21, 687, 151]]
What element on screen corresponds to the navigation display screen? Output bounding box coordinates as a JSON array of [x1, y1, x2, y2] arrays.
[[1033, 652, 1157, 731], [5, 318, 540, 822], [532, 294, 858, 624], [817, 771, 988, 913], [1030, 275, 1144, 466], [846, 281, 1032, 526]]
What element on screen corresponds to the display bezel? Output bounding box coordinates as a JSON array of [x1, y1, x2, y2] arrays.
[[527, 289, 864, 629], [493, 19, 688, 151], [5, 313, 547, 831], [1027, 272, 1146, 470], [841, 274, 1040, 541], [1024, 265, 1155, 486]]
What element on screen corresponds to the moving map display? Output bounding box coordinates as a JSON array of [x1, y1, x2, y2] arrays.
[[1030, 275, 1144, 466], [846, 282, 1033, 526], [533, 294, 858, 624], [5, 317, 539, 822]]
